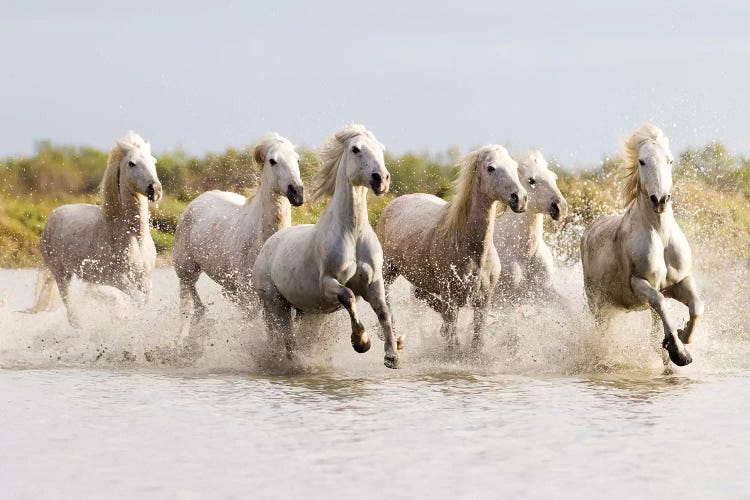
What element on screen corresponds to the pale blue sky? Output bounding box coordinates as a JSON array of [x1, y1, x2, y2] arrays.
[[2, 1, 748, 166]]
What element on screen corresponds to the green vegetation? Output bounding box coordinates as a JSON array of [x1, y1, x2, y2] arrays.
[[1, 140, 749, 268]]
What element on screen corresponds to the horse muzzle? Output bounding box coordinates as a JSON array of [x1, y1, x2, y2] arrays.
[[370, 172, 390, 196], [508, 191, 528, 213], [146, 182, 162, 202], [286, 184, 304, 207], [649, 194, 671, 214], [549, 199, 568, 221]]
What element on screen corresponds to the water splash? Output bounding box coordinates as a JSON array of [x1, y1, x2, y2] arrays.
[[1, 258, 747, 377]]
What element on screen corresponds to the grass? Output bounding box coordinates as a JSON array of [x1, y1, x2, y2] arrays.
[[2, 176, 748, 270]]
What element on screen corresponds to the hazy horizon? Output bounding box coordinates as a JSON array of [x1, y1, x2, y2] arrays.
[[2, 1, 748, 167]]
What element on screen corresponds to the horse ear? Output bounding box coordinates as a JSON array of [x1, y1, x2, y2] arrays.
[[253, 144, 266, 167]]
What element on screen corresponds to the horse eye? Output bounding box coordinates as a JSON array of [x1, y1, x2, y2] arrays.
[[528, 178, 536, 186], [269, 158, 277, 166], [351, 146, 360, 154], [639, 159, 645, 166], [128, 161, 136, 167], [487, 165, 496, 173]]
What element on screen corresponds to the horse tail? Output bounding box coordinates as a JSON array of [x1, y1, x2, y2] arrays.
[[23, 267, 61, 313]]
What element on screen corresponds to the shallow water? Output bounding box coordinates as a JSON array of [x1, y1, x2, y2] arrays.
[[1, 268, 749, 498]]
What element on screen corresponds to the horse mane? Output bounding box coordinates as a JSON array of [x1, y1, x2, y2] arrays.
[[252, 132, 292, 167], [439, 145, 500, 236], [516, 149, 557, 179], [102, 131, 151, 220], [309, 124, 383, 204], [246, 132, 294, 204], [622, 123, 668, 206]]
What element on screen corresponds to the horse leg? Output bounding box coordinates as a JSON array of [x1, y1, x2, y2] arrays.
[[414, 287, 458, 349], [470, 294, 489, 350], [54, 272, 79, 328], [650, 309, 671, 370], [665, 276, 704, 345], [259, 290, 295, 359], [176, 263, 205, 321], [441, 307, 459, 351], [631, 276, 691, 367], [321, 276, 370, 354], [362, 278, 401, 369]]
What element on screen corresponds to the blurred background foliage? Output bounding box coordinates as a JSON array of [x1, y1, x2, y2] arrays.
[[1, 139, 748, 267]]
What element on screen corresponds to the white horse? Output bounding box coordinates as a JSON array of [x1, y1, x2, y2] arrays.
[[253, 125, 402, 368], [581, 124, 704, 367], [33, 131, 162, 326], [173, 133, 303, 319], [494, 150, 568, 305], [376, 145, 528, 350]]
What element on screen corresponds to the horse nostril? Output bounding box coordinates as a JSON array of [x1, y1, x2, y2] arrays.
[[146, 184, 155, 199], [371, 172, 382, 184], [510, 192, 519, 203], [650, 195, 658, 204]]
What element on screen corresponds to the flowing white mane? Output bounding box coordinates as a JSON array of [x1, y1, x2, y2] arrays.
[[102, 131, 152, 220], [439, 145, 501, 236], [310, 124, 383, 204], [622, 124, 669, 206]]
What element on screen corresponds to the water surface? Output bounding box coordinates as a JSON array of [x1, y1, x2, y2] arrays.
[[1, 269, 748, 498]]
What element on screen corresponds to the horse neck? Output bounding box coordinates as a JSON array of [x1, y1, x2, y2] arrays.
[[629, 189, 673, 240], [116, 184, 150, 240], [321, 159, 369, 236], [502, 210, 544, 258], [244, 171, 291, 243], [453, 180, 499, 263]]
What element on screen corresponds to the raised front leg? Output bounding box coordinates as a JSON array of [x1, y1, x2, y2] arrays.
[[666, 275, 704, 345], [362, 278, 403, 369], [631, 276, 691, 366], [322, 275, 370, 354]]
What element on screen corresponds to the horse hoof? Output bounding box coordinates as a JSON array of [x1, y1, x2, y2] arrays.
[[384, 355, 400, 369], [351, 334, 371, 354], [396, 336, 405, 352], [662, 338, 692, 367]]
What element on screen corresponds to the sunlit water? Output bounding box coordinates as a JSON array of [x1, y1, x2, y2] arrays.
[[1, 267, 749, 498]]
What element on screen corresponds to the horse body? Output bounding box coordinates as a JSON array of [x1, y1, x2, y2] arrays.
[[36, 131, 162, 326], [173, 134, 303, 318], [377, 145, 527, 349], [494, 150, 567, 304], [581, 124, 703, 367], [253, 125, 401, 368]]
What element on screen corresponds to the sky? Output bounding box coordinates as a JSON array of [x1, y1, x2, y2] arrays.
[[1, 0, 749, 167]]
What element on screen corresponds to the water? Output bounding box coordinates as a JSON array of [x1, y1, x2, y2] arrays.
[[1, 268, 749, 498]]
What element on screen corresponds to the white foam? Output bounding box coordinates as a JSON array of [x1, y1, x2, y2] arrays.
[[1, 263, 747, 376]]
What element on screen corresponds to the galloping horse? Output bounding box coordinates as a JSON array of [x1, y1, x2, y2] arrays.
[[34, 131, 162, 326], [494, 150, 568, 305], [376, 145, 528, 350], [253, 125, 402, 368], [581, 124, 704, 367], [173, 133, 303, 320]]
